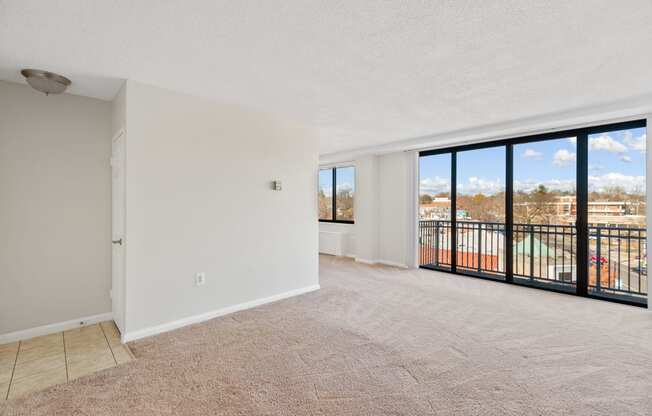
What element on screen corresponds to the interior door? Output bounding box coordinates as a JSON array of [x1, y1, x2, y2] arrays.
[[111, 132, 126, 334]]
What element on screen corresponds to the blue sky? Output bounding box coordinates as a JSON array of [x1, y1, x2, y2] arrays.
[[420, 127, 646, 196], [319, 166, 355, 194]]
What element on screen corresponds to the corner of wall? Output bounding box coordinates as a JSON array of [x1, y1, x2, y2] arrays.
[[111, 81, 127, 136], [325, 151, 417, 268], [405, 151, 419, 268], [354, 155, 380, 262]]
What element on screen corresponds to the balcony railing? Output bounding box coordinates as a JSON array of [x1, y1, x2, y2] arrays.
[[419, 220, 647, 302], [588, 225, 647, 297]]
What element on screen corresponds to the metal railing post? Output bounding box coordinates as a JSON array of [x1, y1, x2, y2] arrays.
[[529, 225, 535, 280], [417, 221, 423, 266], [596, 227, 601, 291], [434, 221, 440, 267], [477, 224, 482, 272]]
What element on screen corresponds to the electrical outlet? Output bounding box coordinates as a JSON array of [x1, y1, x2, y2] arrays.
[[195, 272, 206, 286]]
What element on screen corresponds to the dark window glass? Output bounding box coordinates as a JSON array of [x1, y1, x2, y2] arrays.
[[318, 169, 332, 220], [319, 167, 355, 222], [335, 167, 354, 221]]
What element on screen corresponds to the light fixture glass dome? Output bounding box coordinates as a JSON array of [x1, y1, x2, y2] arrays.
[[20, 69, 71, 95]]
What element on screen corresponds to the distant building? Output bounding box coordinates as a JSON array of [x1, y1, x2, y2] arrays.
[[423, 195, 645, 227], [419, 198, 470, 220], [553, 196, 645, 226], [420, 198, 451, 220]]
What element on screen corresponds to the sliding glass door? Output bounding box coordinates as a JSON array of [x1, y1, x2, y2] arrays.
[[512, 137, 577, 292], [456, 146, 506, 279], [587, 126, 647, 302], [418, 119, 647, 306], [419, 153, 452, 270]]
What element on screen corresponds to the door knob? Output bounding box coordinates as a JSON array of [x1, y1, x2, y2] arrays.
[[112, 238, 123, 245]]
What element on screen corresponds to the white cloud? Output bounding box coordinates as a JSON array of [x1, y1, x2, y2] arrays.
[[552, 149, 576, 167], [623, 131, 646, 153], [423, 176, 503, 196], [568, 137, 577, 146], [337, 182, 353, 191], [522, 148, 543, 159], [458, 177, 503, 195], [420, 176, 450, 195], [513, 173, 644, 194], [589, 134, 627, 153], [589, 172, 645, 194], [619, 155, 632, 163], [514, 178, 576, 193]]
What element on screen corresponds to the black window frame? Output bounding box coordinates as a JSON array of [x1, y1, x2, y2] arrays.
[[419, 118, 647, 307], [319, 166, 355, 224]]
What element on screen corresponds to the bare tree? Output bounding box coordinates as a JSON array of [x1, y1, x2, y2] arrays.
[[318, 189, 332, 219], [336, 189, 354, 221], [514, 185, 557, 224]]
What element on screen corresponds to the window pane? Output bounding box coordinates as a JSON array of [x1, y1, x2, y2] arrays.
[[318, 169, 332, 220], [457, 146, 506, 277], [419, 153, 452, 269], [588, 127, 647, 302], [513, 137, 577, 292], [335, 167, 354, 221]]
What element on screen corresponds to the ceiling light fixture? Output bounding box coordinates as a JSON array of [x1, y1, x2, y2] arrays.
[[20, 69, 71, 95]]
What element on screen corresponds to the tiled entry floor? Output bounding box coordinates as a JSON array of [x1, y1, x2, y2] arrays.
[[0, 321, 134, 400]]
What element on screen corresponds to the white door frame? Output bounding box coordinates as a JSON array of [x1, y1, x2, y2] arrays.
[[111, 129, 126, 334]]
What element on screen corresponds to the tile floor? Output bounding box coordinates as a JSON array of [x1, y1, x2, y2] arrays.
[[0, 321, 134, 401]]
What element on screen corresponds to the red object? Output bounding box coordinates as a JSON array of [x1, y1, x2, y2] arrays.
[[590, 256, 608, 264]]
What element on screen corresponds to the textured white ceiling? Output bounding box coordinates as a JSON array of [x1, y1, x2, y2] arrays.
[[1, 1, 651, 154]]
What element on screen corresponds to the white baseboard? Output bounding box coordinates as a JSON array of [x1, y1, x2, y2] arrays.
[[355, 258, 408, 268], [378, 259, 409, 269], [122, 284, 321, 343], [0, 312, 113, 345]]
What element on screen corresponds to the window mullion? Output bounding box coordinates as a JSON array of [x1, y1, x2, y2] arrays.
[[576, 131, 589, 296], [332, 168, 337, 221]]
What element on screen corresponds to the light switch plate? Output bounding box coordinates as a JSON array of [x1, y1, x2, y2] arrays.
[[195, 272, 206, 286]]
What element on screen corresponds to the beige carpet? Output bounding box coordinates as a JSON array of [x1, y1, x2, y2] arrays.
[[2, 255, 652, 415]]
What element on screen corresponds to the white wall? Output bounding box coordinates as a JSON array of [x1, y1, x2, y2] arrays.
[[378, 152, 411, 267], [0, 81, 112, 335], [353, 156, 379, 263], [318, 222, 355, 257], [121, 81, 319, 336], [318, 153, 414, 268]]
